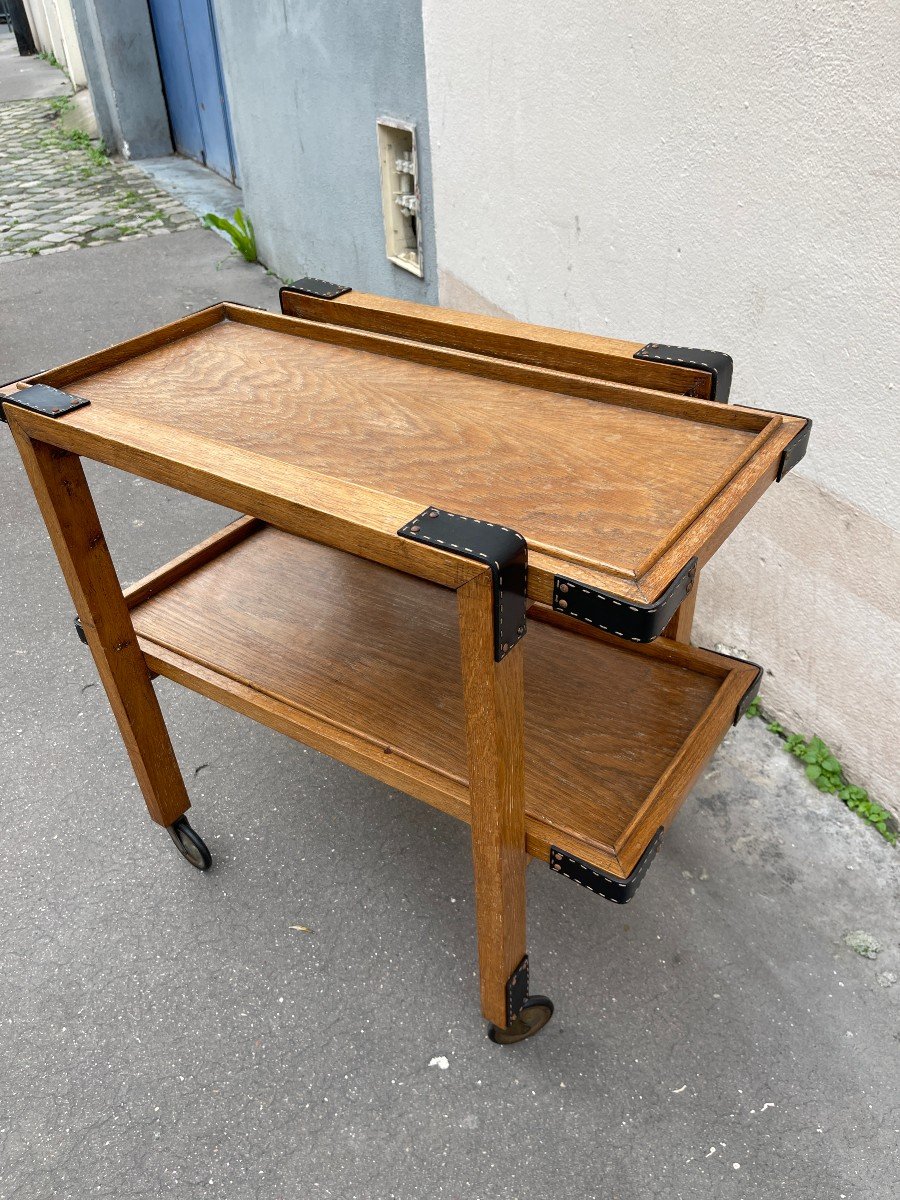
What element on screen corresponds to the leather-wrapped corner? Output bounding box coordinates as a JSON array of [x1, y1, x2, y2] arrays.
[[635, 343, 734, 403], [279, 277, 352, 309], [398, 507, 528, 661], [553, 558, 696, 643], [1, 383, 90, 425], [549, 829, 664, 904], [777, 418, 812, 481], [505, 956, 529, 1024]]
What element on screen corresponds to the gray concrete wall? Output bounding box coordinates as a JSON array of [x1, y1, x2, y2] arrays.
[[212, 0, 437, 300], [70, 0, 171, 158]]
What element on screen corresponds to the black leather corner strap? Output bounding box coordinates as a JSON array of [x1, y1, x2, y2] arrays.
[[553, 557, 696, 643], [279, 276, 352, 303], [506, 956, 529, 1024], [635, 343, 734, 404], [550, 828, 664, 905], [734, 661, 763, 725], [0, 383, 90, 424], [398, 507, 528, 661], [777, 417, 812, 481]]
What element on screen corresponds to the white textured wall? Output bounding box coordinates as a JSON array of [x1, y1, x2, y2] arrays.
[[53, 0, 88, 88], [422, 1, 900, 808], [22, 0, 88, 87], [22, 1, 52, 51]]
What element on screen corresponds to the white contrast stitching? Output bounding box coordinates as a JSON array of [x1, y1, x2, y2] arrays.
[[554, 566, 694, 633], [549, 834, 661, 897], [402, 509, 526, 653], [637, 343, 732, 392]]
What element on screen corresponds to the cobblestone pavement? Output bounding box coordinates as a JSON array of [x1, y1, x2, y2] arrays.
[[0, 98, 198, 259]]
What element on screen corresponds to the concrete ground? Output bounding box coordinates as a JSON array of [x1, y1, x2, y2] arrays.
[[0, 228, 275, 382], [0, 46, 898, 1200], [133, 156, 245, 229], [0, 32, 68, 102]]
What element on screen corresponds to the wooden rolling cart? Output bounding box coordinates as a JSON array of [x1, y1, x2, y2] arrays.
[[2, 281, 810, 1043]]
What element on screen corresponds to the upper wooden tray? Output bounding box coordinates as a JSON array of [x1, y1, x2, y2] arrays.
[[5, 302, 807, 605]]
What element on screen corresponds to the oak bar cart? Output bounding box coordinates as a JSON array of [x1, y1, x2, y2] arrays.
[[2, 283, 810, 1043]]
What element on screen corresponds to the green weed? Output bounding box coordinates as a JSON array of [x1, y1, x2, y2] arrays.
[[66, 128, 109, 168], [747, 704, 896, 845], [38, 50, 64, 71], [40, 119, 109, 170], [203, 207, 257, 262]]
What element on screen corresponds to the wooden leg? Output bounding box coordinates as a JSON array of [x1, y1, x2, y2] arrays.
[[10, 432, 190, 827], [663, 570, 700, 643], [457, 572, 527, 1028]]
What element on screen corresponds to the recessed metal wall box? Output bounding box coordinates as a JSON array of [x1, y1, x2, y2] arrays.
[[376, 118, 423, 277]]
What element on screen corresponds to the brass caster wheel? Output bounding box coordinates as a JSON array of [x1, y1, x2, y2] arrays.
[[488, 995, 554, 1044], [166, 815, 212, 870]]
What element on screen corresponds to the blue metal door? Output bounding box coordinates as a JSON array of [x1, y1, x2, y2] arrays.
[[148, 0, 238, 183]]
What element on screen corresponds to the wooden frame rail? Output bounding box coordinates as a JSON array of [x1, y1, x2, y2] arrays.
[[279, 287, 716, 399]]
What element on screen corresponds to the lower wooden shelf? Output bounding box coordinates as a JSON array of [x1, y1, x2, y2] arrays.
[[127, 520, 757, 879]]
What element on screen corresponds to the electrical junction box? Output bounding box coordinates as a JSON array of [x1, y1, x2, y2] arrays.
[[376, 118, 423, 277]]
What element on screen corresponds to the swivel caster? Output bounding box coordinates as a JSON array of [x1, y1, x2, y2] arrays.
[[488, 995, 554, 1044], [166, 815, 212, 871]]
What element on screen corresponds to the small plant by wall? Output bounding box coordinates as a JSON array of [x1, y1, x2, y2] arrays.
[[202, 208, 257, 262], [40, 96, 109, 173], [745, 697, 897, 845], [37, 50, 65, 73]]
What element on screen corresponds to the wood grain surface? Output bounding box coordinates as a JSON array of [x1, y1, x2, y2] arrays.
[[8, 300, 807, 609], [10, 434, 191, 827], [31, 318, 764, 579], [458, 571, 528, 1025], [129, 524, 751, 873], [280, 288, 715, 398]]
